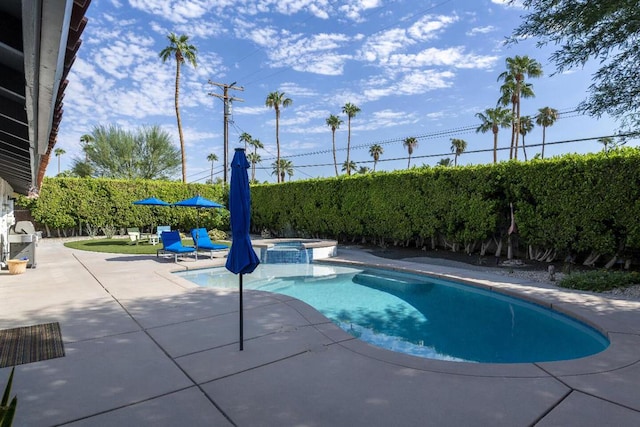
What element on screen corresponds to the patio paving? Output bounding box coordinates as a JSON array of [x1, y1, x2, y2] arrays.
[[1, 239, 640, 426]]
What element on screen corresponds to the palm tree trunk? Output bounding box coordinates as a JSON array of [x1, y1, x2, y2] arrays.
[[57, 156, 61, 174], [210, 163, 213, 183], [174, 60, 186, 183], [522, 135, 528, 161], [514, 93, 521, 160], [332, 131, 338, 177], [510, 102, 516, 159], [492, 127, 498, 163], [373, 159, 377, 172], [407, 156, 411, 169], [276, 109, 281, 183], [541, 126, 546, 159], [346, 117, 351, 176]]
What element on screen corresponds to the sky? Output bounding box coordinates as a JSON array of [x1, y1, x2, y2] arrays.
[[48, 0, 637, 183]]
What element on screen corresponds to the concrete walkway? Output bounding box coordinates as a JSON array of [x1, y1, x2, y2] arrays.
[[1, 240, 640, 426]]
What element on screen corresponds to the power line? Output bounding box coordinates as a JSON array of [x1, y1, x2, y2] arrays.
[[253, 132, 639, 170]]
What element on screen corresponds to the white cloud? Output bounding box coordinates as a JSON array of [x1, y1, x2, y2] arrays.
[[338, 0, 382, 22], [388, 47, 498, 70], [466, 25, 496, 36]]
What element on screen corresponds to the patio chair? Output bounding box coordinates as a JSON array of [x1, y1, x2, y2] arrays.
[[127, 227, 141, 244], [154, 225, 171, 244], [191, 228, 229, 259], [156, 230, 197, 262]]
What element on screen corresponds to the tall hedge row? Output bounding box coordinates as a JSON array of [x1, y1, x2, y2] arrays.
[[18, 149, 640, 263], [17, 178, 229, 235], [251, 149, 640, 262]]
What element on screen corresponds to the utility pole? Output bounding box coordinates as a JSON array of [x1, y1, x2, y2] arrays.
[[208, 81, 244, 184]]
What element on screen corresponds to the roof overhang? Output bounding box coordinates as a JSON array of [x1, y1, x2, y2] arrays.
[[0, 0, 89, 195]]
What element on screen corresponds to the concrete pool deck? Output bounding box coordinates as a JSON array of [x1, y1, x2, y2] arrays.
[[1, 239, 640, 426]]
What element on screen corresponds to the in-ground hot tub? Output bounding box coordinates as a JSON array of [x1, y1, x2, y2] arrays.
[[251, 238, 337, 264]]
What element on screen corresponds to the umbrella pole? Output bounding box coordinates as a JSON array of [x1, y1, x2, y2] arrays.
[[239, 273, 244, 351]]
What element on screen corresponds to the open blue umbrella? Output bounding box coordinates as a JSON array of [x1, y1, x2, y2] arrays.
[[132, 197, 170, 234], [225, 148, 260, 350], [172, 195, 224, 229], [132, 197, 170, 206]]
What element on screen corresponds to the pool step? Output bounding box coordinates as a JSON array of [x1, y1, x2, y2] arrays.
[[353, 271, 432, 294]]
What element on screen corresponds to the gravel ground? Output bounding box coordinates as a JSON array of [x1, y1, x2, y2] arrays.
[[481, 262, 640, 301]]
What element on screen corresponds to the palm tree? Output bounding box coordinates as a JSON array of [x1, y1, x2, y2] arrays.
[[519, 116, 534, 161], [159, 33, 198, 183], [341, 160, 357, 175], [498, 56, 542, 160], [450, 138, 467, 167], [239, 132, 253, 151], [54, 147, 65, 174], [357, 166, 370, 174], [247, 152, 261, 182], [247, 137, 264, 181], [342, 102, 361, 175], [207, 153, 218, 184], [437, 158, 453, 167], [535, 106, 559, 159], [369, 144, 383, 172], [403, 136, 418, 168], [271, 158, 293, 182], [476, 107, 513, 163], [265, 91, 293, 183], [326, 114, 343, 177], [498, 75, 535, 159], [598, 136, 614, 153], [79, 134, 93, 161]]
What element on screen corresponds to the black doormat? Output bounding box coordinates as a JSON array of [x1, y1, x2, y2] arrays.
[[0, 322, 65, 368]]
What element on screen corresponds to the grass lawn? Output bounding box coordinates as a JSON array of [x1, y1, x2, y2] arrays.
[[63, 238, 200, 255]]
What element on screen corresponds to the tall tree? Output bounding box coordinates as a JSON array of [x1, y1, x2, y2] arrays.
[[265, 91, 293, 183], [342, 103, 361, 176], [54, 147, 65, 174], [369, 144, 383, 172], [498, 55, 542, 160], [518, 115, 534, 161], [83, 124, 180, 179], [450, 138, 467, 167], [403, 136, 418, 168], [239, 132, 253, 151], [535, 106, 559, 159], [271, 158, 293, 182], [247, 137, 264, 182], [247, 152, 261, 182], [325, 114, 343, 177], [357, 166, 370, 174], [511, 0, 640, 130], [498, 74, 535, 159], [437, 158, 453, 167], [598, 136, 614, 153], [476, 107, 513, 163], [207, 153, 218, 184], [341, 160, 357, 175], [159, 33, 197, 183], [79, 134, 93, 161]]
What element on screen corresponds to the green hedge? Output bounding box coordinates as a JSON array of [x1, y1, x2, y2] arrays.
[[19, 149, 640, 264], [17, 178, 229, 235], [251, 148, 640, 262]]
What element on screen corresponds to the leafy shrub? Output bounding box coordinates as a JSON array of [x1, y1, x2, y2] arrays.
[[559, 270, 640, 292]]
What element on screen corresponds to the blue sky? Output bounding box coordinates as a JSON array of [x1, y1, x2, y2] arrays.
[[49, 0, 635, 182]]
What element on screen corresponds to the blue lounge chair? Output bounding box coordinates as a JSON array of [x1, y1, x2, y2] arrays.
[[157, 230, 197, 262], [191, 228, 229, 259]]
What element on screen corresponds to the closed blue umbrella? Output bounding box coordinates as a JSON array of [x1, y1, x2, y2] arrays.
[[226, 148, 260, 350]]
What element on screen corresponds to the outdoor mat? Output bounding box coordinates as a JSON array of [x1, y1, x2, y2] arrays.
[[0, 322, 65, 368]]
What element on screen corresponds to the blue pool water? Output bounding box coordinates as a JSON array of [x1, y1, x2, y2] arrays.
[[177, 264, 609, 363]]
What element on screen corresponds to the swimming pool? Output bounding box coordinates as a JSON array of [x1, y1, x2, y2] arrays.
[[177, 263, 609, 363]]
